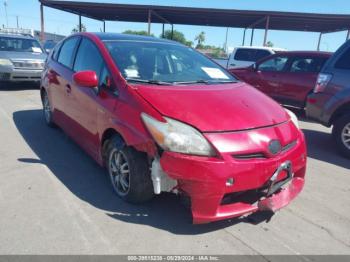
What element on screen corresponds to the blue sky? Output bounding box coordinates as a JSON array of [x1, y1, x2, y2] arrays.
[[1, 0, 350, 51]]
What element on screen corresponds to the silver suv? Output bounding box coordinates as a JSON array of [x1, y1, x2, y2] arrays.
[[0, 33, 47, 83], [306, 40, 350, 158]]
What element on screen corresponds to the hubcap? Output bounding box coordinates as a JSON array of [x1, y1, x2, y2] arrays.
[[43, 94, 51, 123], [109, 149, 130, 196], [341, 123, 350, 150]]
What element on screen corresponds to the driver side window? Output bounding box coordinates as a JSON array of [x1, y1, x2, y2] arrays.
[[258, 56, 288, 72]]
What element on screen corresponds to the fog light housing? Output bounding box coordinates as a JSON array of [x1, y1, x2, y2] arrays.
[[226, 178, 234, 186]]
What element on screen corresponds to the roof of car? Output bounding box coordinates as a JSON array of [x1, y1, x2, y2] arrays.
[[92, 32, 180, 44], [275, 51, 333, 56], [0, 33, 35, 39], [235, 46, 286, 51]]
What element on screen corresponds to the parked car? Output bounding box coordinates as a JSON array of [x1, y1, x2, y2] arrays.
[[226, 46, 285, 69], [230, 51, 332, 109], [41, 33, 306, 224], [0, 33, 46, 83], [43, 40, 58, 53], [306, 41, 350, 158]]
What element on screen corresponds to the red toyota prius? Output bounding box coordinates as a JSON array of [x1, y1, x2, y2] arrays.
[[41, 33, 307, 224]]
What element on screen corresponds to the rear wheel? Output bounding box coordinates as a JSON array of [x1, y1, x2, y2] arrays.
[[332, 114, 350, 158], [42, 91, 55, 127], [106, 136, 154, 203]]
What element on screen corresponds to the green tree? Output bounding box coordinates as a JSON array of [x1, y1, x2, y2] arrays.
[[195, 31, 206, 48], [123, 30, 153, 36], [161, 30, 192, 47], [266, 41, 274, 47], [71, 24, 86, 33]]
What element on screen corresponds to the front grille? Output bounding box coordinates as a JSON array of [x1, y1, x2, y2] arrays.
[[232, 140, 297, 160], [221, 188, 267, 205], [234, 153, 266, 160], [12, 60, 44, 69], [0, 73, 10, 80]]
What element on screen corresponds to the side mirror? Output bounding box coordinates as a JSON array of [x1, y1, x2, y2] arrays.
[[251, 63, 257, 71], [73, 70, 98, 88]]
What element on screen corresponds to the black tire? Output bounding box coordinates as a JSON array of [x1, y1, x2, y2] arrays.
[[41, 91, 56, 127], [105, 136, 154, 203], [332, 114, 350, 158]]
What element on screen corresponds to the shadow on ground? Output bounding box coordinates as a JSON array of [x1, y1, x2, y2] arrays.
[[285, 107, 349, 168], [302, 128, 350, 170], [13, 109, 274, 235], [0, 82, 40, 91]]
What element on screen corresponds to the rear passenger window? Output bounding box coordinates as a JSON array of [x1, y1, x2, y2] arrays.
[[258, 56, 288, 72], [73, 38, 103, 75], [51, 41, 62, 61], [57, 37, 80, 69], [290, 57, 328, 73], [335, 47, 350, 70], [234, 49, 256, 62], [234, 49, 272, 62]]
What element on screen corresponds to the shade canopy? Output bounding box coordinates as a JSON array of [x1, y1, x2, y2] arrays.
[[39, 0, 350, 33]]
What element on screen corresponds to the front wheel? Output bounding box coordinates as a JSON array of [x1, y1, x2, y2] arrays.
[[106, 136, 154, 203], [332, 114, 350, 158]]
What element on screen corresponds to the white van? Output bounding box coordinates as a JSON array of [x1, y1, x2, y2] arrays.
[[226, 46, 286, 69]]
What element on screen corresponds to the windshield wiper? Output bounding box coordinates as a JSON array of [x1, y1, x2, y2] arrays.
[[125, 78, 173, 85], [174, 79, 238, 85]]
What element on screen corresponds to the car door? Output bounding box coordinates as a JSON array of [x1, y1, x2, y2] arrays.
[[278, 56, 329, 108], [254, 55, 289, 98], [48, 36, 80, 130], [65, 37, 105, 158]]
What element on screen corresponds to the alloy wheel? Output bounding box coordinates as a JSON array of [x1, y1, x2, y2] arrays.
[[108, 149, 130, 196], [341, 123, 350, 150], [43, 93, 51, 123]]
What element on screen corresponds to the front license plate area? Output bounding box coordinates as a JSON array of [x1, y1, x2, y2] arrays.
[[266, 161, 293, 196]]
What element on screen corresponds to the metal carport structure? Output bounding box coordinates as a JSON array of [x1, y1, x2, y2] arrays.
[[39, 0, 350, 50]]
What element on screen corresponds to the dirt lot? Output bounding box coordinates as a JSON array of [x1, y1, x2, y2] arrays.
[[0, 83, 349, 255]]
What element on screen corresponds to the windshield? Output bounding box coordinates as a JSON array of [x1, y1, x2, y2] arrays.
[[0, 36, 43, 53], [104, 40, 237, 84]]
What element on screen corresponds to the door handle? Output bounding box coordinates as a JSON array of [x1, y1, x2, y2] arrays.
[[66, 84, 71, 94]]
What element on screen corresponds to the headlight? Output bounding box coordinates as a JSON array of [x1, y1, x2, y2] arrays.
[[0, 59, 13, 66], [285, 109, 299, 129], [141, 113, 216, 156]]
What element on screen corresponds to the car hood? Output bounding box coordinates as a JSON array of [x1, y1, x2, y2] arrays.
[[0, 51, 47, 61], [134, 82, 289, 132]]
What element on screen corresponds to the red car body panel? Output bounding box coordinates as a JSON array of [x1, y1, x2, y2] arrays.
[[230, 51, 331, 109], [41, 33, 307, 224], [134, 83, 289, 132]]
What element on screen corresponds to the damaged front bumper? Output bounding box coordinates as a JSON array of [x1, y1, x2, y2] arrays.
[[159, 121, 307, 224]]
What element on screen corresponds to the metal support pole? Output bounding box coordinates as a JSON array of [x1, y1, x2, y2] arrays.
[[263, 16, 270, 46], [224, 27, 229, 54], [346, 30, 350, 41], [317, 32, 322, 51], [103, 21, 105, 32], [171, 24, 174, 40], [242, 28, 246, 46], [79, 15, 82, 32], [162, 24, 165, 38], [4, 0, 8, 27], [250, 28, 254, 46], [40, 4, 45, 42], [147, 9, 152, 35]]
